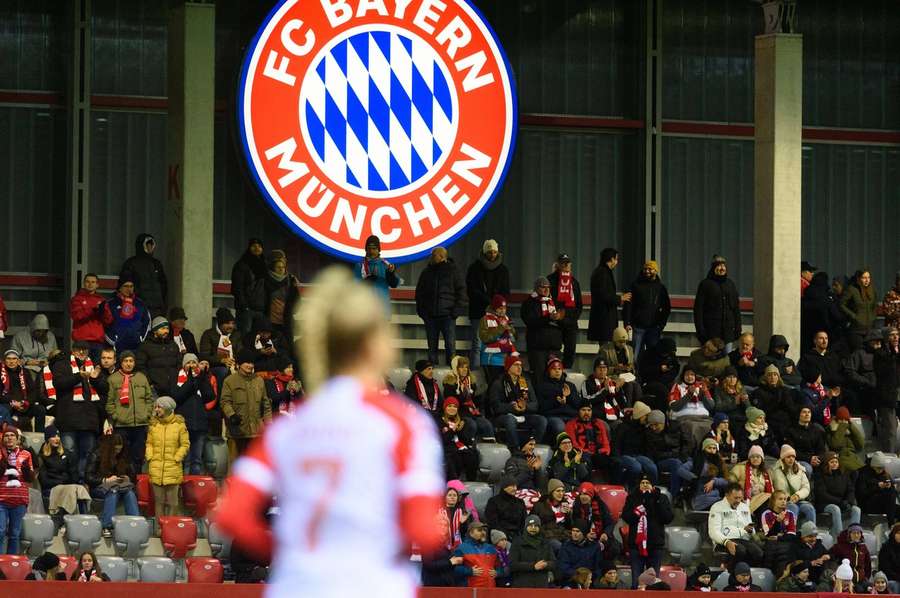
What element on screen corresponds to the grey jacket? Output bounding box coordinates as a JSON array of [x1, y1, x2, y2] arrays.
[[11, 314, 58, 373]]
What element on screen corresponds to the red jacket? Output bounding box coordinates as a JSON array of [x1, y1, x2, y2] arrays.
[[0, 447, 33, 506], [830, 531, 872, 582], [564, 418, 611, 456], [69, 289, 106, 343]]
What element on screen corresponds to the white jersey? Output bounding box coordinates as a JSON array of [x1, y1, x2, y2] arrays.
[[232, 376, 444, 598]]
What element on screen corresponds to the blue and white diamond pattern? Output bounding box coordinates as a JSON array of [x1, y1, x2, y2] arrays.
[[301, 29, 457, 194]]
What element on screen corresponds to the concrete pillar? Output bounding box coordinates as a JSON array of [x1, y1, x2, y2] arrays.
[[753, 34, 803, 352], [166, 2, 215, 329]]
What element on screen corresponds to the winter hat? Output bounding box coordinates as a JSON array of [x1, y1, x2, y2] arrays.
[[799, 521, 817, 537], [657, 337, 677, 355], [593, 356, 609, 370], [117, 272, 135, 289], [499, 475, 517, 491], [525, 514, 542, 529], [168, 307, 188, 322], [155, 396, 176, 413], [865, 329, 883, 344], [547, 478, 565, 496], [182, 353, 198, 367], [32, 552, 60, 572], [764, 364, 780, 375], [533, 276, 550, 291], [712, 412, 730, 428], [490, 530, 507, 545], [711, 254, 727, 265], [631, 401, 651, 421], [847, 523, 863, 535], [577, 482, 595, 497], [443, 396, 460, 409], [519, 435, 535, 449], [612, 327, 629, 343], [835, 406, 851, 421], [835, 559, 854, 581], [745, 407, 765, 424], [490, 294, 507, 310], [482, 239, 499, 254], [802, 361, 822, 384], [3, 349, 20, 359], [236, 348, 256, 366], [414, 359, 433, 374], [555, 432, 571, 448], [780, 444, 796, 459], [504, 354, 522, 372], [722, 366, 738, 379], [871, 452, 889, 469], [43, 425, 59, 441], [571, 519, 591, 534], [150, 316, 169, 333], [874, 571, 888, 585], [748, 445, 764, 459], [600, 562, 618, 575], [693, 563, 711, 578], [647, 410, 666, 425], [733, 562, 751, 576], [546, 355, 564, 371], [638, 568, 659, 587], [701, 438, 718, 452], [215, 307, 235, 324], [791, 561, 812, 578], [643, 260, 660, 274]]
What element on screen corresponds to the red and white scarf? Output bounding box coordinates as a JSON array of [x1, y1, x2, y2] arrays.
[[807, 383, 831, 425], [0, 366, 26, 395], [454, 375, 481, 417], [532, 293, 558, 318], [414, 374, 440, 411], [43, 356, 99, 402], [592, 377, 621, 420], [361, 257, 392, 278], [118, 371, 132, 406], [633, 504, 649, 557], [743, 463, 773, 500], [172, 329, 186, 353], [556, 271, 576, 308]]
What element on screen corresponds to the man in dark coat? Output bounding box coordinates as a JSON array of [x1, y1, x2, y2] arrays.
[[557, 519, 603, 585], [135, 317, 181, 396], [588, 248, 629, 343], [230, 238, 269, 336], [119, 233, 167, 317], [547, 253, 583, 369], [802, 271, 836, 352], [466, 239, 510, 367], [167, 306, 198, 357], [693, 254, 742, 347], [242, 317, 290, 373], [0, 349, 46, 432], [508, 514, 555, 588], [520, 277, 563, 382], [415, 246, 466, 365], [873, 327, 900, 452], [621, 475, 674, 588], [484, 475, 527, 540], [622, 260, 671, 360]]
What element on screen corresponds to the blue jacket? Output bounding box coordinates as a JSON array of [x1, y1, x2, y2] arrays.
[[356, 258, 401, 301], [453, 537, 501, 587], [557, 538, 602, 581], [103, 294, 150, 352]]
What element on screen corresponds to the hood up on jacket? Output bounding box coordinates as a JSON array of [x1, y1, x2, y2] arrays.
[[134, 233, 156, 257], [29, 314, 50, 332], [768, 334, 790, 354]]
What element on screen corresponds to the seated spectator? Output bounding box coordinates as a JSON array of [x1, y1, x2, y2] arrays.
[[443, 356, 493, 439], [686, 563, 713, 591], [198, 307, 241, 383], [415, 247, 464, 366], [829, 523, 871, 588], [667, 365, 714, 448], [503, 436, 547, 492], [776, 560, 816, 593], [571, 483, 617, 561], [548, 432, 589, 490], [547, 253, 583, 369], [637, 336, 679, 410], [264, 356, 303, 417], [855, 453, 897, 523], [24, 552, 67, 580], [708, 482, 764, 566], [490, 530, 511, 587], [724, 561, 762, 592], [12, 314, 58, 377], [484, 475, 526, 541], [222, 349, 273, 455], [563, 566, 594, 590], [357, 234, 401, 302], [825, 407, 863, 473], [799, 331, 850, 403], [814, 452, 861, 539], [784, 406, 826, 478], [173, 353, 216, 475], [105, 350, 153, 475], [795, 521, 831, 585], [242, 318, 289, 373], [440, 485, 472, 550], [759, 490, 797, 575], [798, 362, 841, 427], [758, 334, 802, 386], [728, 333, 763, 389], [728, 445, 774, 516], [877, 523, 900, 592], [477, 295, 517, 389], [689, 438, 730, 510], [508, 514, 555, 588], [622, 260, 671, 361], [557, 520, 602, 588], [713, 366, 749, 427], [644, 410, 693, 499], [613, 401, 655, 486], [146, 396, 189, 516], [564, 404, 611, 476], [530, 478, 572, 549], [622, 474, 674, 588], [101, 275, 150, 353], [69, 273, 107, 360], [452, 521, 500, 588], [596, 563, 627, 589], [167, 306, 198, 356], [520, 277, 563, 382], [70, 551, 110, 582], [831, 558, 855, 593], [687, 338, 729, 380], [598, 327, 636, 377], [750, 365, 797, 441], [0, 425, 33, 554], [38, 426, 87, 520], [1, 349, 45, 432], [136, 317, 180, 396], [437, 397, 479, 481], [770, 444, 816, 526], [536, 356, 580, 441], [85, 433, 138, 536], [264, 250, 301, 336], [581, 357, 635, 428], [735, 407, 779, 458], [706, 412, 737, 463], [487, 355, 547, 448], [405, 360, 442, 414], [872, 571, 891, 595], [466, 239, 510, 369]]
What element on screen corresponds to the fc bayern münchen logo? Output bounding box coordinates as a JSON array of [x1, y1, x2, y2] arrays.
[[238, 0, 517, 263]]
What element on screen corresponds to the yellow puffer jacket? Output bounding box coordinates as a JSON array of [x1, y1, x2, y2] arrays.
[[145, 413, 190, 486]]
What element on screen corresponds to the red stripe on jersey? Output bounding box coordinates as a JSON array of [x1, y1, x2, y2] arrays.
[[361, 391, 413, 475], [399, 494, 444, 554], [244, 435, 275, 472]]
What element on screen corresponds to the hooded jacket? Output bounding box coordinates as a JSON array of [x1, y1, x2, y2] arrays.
[[623, 272, 671, 330], [69, 288, 107, 344], [757, 335, 802, 386], [508, 524, 555, 588], [231, 243, 268, 312], [145, 412, 190, 486], [825, 421, 864, 471], [466, 253, 510, 320], [484, 490, 527, 540], [11, 314, 58, 373], [693, 266, 742, 344], [415, 258, 466, 319], [135, 334, 181, 396], [877, 524, 900, 582], [119, 233, 167, 316], [829, 529, 871, 582], [102, 292, 151, 352], [50, 352, 108, 433]]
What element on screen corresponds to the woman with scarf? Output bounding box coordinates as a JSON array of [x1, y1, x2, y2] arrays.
[[750, 365, 796, 441], [548, 432, 590, 490], [172, 353, 216, 475], [265, 356, 304, 417], [729, 445, 774, 516], [438, 398, 479, 481], [70, 551, 110, 582], [443, 355, 493, 439], [439, 484, 472, 551], [713, 367, 749, 427], [530, 478, 572, 551], [690, 438, 730, 510], [825, 406, 864, 473], [622, 474, 673, 588], [478, 294, 517, 389], [668, 364, 714, 448], [520, 277, 564, 384], [547, 254, 583, 369], [264, 250, 301, 336], [760, 490, 798, 574], [706, 412, 737, 464], [736, 407, 780, 458], [404, 360, 442, 416]]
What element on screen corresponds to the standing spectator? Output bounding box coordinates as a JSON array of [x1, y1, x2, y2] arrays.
[[843, 330, 880, 416], [173, 354, 215, 475], [855, 453, 897, 523], [557, 520, 603, 585], [265, 356, 303, 416], [708, 482, 764, 566], [85, 433, 139, 536], [466, 239, 510, 367], [105, 350, 153, 475], [0, 293, 6, 345], [491, 530, 512, 587], [503, 436, 548, 492], [564, 404, 612, 474], [231, 238, 269, 335], [136, 317, 181, 397], [49, 343, 108, 481], [69, 273, 107, 360], [880, 271, 900, 330], [547, 253, 583, 369], [693, 255, 742, 349], [1, 349, 44, 432], [588, 248, 629, 344], [11, 314, 57, 377], [264, 250, 301, 335], [728, 333, 762, 389], [814, 452, 861, 539], [437, 397, 478, 481], [770, 445, 816, 526], [415, 247, 465, 366], [802, 272, 836, 351], [508, 514, 555, 588], [0, 426, 32, 554], [622, 474, 674, 588], [484, 475, 527, 541], [487, 355, 547, 448], [145, 396, 189, 516], [420, 511, 458, 588], [452, 521, 501, 588], [801, 261, 817, 297], [520, 277, 564, 382], [405, 359, 442, 415], [357, 235, 401, 302], [536, 356, 579, 441], [622, 260, 671, 360], [478, 294, 517, 388], [598, 327, 636, 377], [873, 327, 900, 453], [199, 307, 241, 383], [102, 275, 150, 353], [687, 338, 730, 379], [840, 269, 879, 352], [220, 349, 272, 455], [167, 307, 198, 356], [530, 479, 571, 551], [119, 233, 167, 317], [784, 407, 827, 478], [98, 347, 117, 380]]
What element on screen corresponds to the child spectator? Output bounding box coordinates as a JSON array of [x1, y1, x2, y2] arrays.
[[145, 396, 189, 516]]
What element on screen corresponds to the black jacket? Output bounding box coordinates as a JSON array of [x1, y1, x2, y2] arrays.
[[487, 375, 538, 418], [119, 233, 167, 316], [622, 274, 671, 330], [757, 335, 803, 386], [693, 268, 742, 343], [484, 490, 528, 540], [135, 335, 181, 395], [465, 256, 510, 320], [547, 271, 584, 323], [587, 264, 618, 342], [814, 467, 857, 510], [783, 422, 827, 464], [799, 349, 845, 388], [643, 421, 690, 461], [750, 384, 797, 439], [873, 347, 900, 409], [637, 346, 679, 388], [172, 369, 215, 432], [38, 448, 79, 491], [198, 326, 243, 368], [621, 488, 674, 550], [84, 447, 135, 490], [242, 325, 291, 372], [536, 377, 579, 419], [509, 531, 555, 588], [734, 422, 780, 458], [172, 328, 199, 357], [855, 464, 895, 510], [231, 248, 268, 312], [415, 259, 465, 319], [503, 450, 545, 491], [420, 546, 456, 587], [613, 418, 646, 457], [801, 272, 834, 351], [878, 536, 900, 583], [50, 352, 108, 433], [520, 295, 563, 351], [0, 365, 42, 409], [728, 348, 763, 387]]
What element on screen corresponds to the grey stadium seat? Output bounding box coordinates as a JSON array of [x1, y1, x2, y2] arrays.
[[64, 514, 102, 554], [98, 556, 129, 582], [750, 567, 776, 591], [27, 488, 45, 514], [387, 367, 411, 391], [21, 432, 44, 453], [533, 444, 551, 467], [476, 443, 510, 481], [465, 482, 493, 515], [204, 437, 230, 480], [207, 520, 233, 561], [566, 372, 586, 392], [432, 367, 452, 386], [20, 514, 55, 556], [138, 557, 177, 582], [712, 570, 731, 591], [113, 515, 151, 559], [616, 565, 632, 589], [818, 529, 835, 550], [665, 526, 701, 566]]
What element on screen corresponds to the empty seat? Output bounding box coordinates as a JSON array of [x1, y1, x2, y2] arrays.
[[206, 520, 233, 561], [97, 555, 129, 582], [665, 526, 701, 566], [566, 372, 586, 391], [863, 529, 878, 561], [27, 487, 45, 514], [660, 567, 687, 591], [712, 569, 731, 591], [186, 557, 224, 583], [432, 367, 452, 386], [21, 432, 43, 453], [465, 482, 493, 515], [883, 457, 900, 481], [20, 514, 55, 556], [135, 473, 155, 516], [203, 438, 230, 480], [387, 367, 412, 391], [0, 555, 31, 580], [138, 557, 177, 582], [818, 529, 835, 550], [616, 565, 632, 589], [476, 443, 510, 480], [64, 514, 102, 554], [750, 567, 775, 591], [57, 555, 77, 577], [595, 485, 627, 521], [113, 515, 151, 559], [532, 444, 551, 467], [159, 516, 198, 559], [182, 475, 218, 518]]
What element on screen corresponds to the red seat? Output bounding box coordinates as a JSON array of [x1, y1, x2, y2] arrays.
[[0, 555, 31, 580], [182, 476, 218, 518], [158, 516, 198, 559], [136, 473, 155, 516], [595, 485, 627, 521], [185, 557, 223, 583], [660, 567, 687, 591], [57, 555, 77, 578]]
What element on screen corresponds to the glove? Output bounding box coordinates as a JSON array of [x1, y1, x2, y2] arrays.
[[229, 413, 243, 427]]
